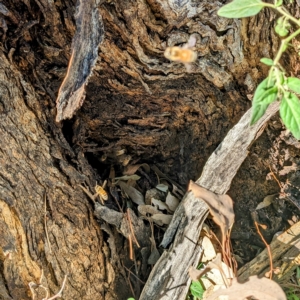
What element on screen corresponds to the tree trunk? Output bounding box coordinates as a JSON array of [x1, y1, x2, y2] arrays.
[[0, 0, 299, 299]]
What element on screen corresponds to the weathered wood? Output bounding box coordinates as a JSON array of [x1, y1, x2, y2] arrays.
[[56, 0, 104, 122], [238, 220, 300, 283], [0, 51, 117, 299], [140, 102, 279, 299], [2, 0, 300, 299]]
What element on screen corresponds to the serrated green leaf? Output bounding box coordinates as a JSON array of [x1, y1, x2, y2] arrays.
[[190, 281, 204, 298], [286, 77, 300, 94], [250, 103, 270, 125], [280, 93, 300, 139], [218, 0, 265, 18], [260, 58, 274, 66], [251, 77, 278, 124], [252, 77, 277, 105], [250, 88, 277, 124]]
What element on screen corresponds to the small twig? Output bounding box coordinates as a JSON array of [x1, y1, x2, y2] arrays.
[[268, 165, 283, 189], [79, 184, 96, 203], [44, 191, 52, 253], [128, 234, 134, 260], [254, 221, 274, 279], [281, 283, 300, 289], [123, 264, 146, 284], [127, 209, 140, 248], [210, 231, 232, 270], [126, 270, 136, 299], [109, 185, 123, 212], [45, 275, 68, 300]]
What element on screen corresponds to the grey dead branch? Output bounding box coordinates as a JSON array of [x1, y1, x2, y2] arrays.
[[139, 102, 279, 299]]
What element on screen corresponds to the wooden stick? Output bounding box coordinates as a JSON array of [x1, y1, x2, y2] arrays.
[[140, 102, 279, 300]]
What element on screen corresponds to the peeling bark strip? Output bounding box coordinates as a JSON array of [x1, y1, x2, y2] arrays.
[[56, 0, 104, 122]]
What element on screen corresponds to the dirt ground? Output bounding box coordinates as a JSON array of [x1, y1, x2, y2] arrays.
[[230, 116, 300, 266], [78, 109, 300, 298]]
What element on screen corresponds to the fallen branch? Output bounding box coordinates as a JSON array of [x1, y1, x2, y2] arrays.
[[140, 102, 279, 299]]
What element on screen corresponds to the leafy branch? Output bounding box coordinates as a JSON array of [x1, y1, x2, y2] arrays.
[[218, 0, 300, 139]]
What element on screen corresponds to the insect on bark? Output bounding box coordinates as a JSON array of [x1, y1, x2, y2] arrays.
[[164, 35, 197, 72], [95, 180, 108, 204]]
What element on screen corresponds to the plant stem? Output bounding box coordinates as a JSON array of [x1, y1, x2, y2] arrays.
[[285, 27, 300, 44], [273, 27, 300, 66], [262, 3, 300, 26], [276, 7, 300, 26]]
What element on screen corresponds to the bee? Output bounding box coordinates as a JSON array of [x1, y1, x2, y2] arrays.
[[164, 35, 197, 72], [95, 180, 108, 204]]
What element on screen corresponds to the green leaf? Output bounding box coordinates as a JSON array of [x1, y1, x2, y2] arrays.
[[252, 77, 277, 104], [190, 281, 204, 299], [296, 266, 300, 279], [275, 24, 289, 37], [218, 0, 265, 18], [260, 58, 274, 66], [250, 77, 278, 124], [280, 93, 300, 139], [274, 0, 283, 6], [275, 17, 291, 37], [250, 103, 270, 125], [286, 77, 300, 94]]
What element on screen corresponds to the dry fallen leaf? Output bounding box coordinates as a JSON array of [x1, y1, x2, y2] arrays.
[[256, 194, 277, 210], [114, 174, 141, 182], [201, 236, 217, 262], [165, 192, 179, 212], [118, 181, 145, 205], [138, 205, 161, 216], [123, 163, 150, 175], [188, 181, 234, 243], [151, 214, 172, 226], [148, 247, 160, 265], [206, 276, 286, 300], [151, 198, 170, 212], [156, 183, 169, 193], [145, 188, 165, 205], [151, 165, 185, 196], [189, 254, 231, 289]]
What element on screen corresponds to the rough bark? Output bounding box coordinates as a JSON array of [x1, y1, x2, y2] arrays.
[[1, 0, 300, 299], [0, 51, 119, 299]]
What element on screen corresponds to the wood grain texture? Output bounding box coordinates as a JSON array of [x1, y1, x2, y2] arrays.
[[140, 102, 279, 299], [56, 0, 104, 122], [0, 51, 116, 299]]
